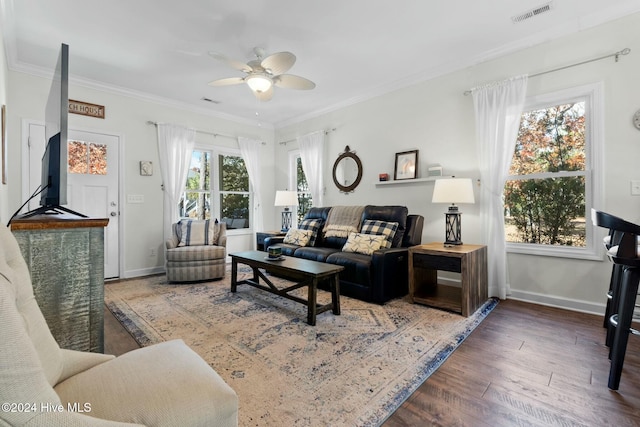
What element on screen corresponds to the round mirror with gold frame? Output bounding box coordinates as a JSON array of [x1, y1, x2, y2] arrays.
[[332, 146, 363, 193]]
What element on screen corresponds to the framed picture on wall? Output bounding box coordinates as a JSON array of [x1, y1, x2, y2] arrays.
[[394, 150, 418, 180]]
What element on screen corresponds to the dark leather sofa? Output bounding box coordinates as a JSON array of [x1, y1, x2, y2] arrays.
[[264, 205, 424, 304]]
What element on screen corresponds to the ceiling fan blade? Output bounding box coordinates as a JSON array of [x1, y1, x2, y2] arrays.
[[208, 77, 245, 87], [261, 51, 296, 76], [253, 86, 274, 102], [273, 74, 316, 90], [208, 52, 252, 73]]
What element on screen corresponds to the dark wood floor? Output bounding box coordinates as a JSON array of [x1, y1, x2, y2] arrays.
[[104, 299, 640, 426]]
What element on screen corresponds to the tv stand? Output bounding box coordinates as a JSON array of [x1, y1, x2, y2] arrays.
[[10, 215, 109, 352], [18, 205, 88, 219]]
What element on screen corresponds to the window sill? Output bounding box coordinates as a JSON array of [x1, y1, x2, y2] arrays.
[[226, 229, 253, 236], [506, 242, 603, 261]]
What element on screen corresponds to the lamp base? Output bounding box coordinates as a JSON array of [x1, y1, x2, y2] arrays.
[[281, 209, 293, 232], [443, 210, 463, 246]]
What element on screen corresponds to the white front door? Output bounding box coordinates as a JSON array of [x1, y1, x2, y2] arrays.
[[26, 123, 120, 279]]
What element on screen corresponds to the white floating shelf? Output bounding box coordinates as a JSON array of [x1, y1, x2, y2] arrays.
[[374, 176, 453, 186]]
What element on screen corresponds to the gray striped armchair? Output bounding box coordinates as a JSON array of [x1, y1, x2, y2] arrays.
[[165, 219, 227, 282]]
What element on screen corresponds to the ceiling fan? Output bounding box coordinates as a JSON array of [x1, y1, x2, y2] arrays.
[[208, 47, 315, 101]]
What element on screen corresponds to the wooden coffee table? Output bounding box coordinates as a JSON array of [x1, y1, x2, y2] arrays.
[[230, 251, 344, 325]]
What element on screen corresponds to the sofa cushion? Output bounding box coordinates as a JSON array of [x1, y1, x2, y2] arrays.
[[177, 219, 221, 246], [298, 218, 323, 246], [360, 220, 399, 249], [293, 246, 341, 262], [55, 339, 238, 427], [0, 225, 63, 387], [283, 228, 313, 246], [0, 269, 64, 427], [342, 232, 387, 255], [363, 206, 408, 247]]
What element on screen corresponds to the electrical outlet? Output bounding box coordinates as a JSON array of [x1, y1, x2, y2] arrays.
[[631, 180, 640, 196], [149, 248, 156, 257]]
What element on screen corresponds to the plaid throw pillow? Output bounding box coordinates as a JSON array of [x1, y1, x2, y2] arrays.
[[360, 220, 399, 248], [299, 218, 322, 246]]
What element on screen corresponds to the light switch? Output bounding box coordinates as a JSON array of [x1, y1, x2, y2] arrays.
[[127, 194, 145, 203], [631, 181, 640, 196]]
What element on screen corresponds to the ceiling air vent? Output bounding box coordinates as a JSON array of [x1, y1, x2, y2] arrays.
[[512, 2, 553, 23], [201, 97, 220, 104]]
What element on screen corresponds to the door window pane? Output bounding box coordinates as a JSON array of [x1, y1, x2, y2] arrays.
[[68, 140, 107, 175]]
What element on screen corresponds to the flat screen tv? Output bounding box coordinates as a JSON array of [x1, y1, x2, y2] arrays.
[[41, 43, 68, 208], [8, 43, 85, 222]]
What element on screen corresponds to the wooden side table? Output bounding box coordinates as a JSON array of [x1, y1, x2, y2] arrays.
[[409, 242, 488, 317], [256, 231, 286, 251]]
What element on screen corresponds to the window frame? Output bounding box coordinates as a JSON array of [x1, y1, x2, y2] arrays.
[[288, 150, 313, 227], [180, 145, 253, 236], [505, 82, 604, 260], [213, 147, 252, 235]]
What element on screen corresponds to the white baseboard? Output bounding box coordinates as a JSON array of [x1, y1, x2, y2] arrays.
[[439, 276, 606, 316], [122, 266, 165, 279], [508, 289, 606, 316]]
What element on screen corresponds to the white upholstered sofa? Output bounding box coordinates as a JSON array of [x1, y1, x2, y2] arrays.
[[0, 224, 238, 426]]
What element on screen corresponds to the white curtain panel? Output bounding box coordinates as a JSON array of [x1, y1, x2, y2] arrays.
[[472, 75, 528, 299], [238, 137, 264, 241], [297, 130, 325, 208], [156, 123, 196, 242]]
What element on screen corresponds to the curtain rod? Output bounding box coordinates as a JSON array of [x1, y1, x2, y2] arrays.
[[146, 121, 266, 145], [278, 128, 337, 145], [463, 47, 631, 96]]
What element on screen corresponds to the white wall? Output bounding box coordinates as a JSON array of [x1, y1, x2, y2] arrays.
[[274, 12, 640, 314], [0, 27, 8, 221], [5, 72, 275, 277]]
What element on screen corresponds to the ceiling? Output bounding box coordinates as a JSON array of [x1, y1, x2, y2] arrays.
[[2, 0, 640, 128]]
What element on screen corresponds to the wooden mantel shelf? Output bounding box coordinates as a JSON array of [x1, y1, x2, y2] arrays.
[[10, 214, 109, 230]]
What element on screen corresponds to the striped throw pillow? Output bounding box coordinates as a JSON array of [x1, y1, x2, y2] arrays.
[[177, 219, 220, 246]]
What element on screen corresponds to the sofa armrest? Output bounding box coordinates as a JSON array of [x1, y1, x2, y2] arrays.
[[370, 247, 410, 303], [166, 236, 179, 250], [58, 349, 115, 384], [264, 236, 285, 247]]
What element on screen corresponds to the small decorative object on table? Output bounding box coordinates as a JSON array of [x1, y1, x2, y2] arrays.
[[267, 246, 282, 260], [427, 164, 443, 177], [379, 173, 389, 181]]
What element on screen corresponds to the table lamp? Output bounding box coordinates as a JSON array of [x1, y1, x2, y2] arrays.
[[274, 190, 299, 232], [431, 178, 475, 246]]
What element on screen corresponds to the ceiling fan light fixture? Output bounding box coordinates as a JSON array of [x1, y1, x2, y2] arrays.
[[246, 74, 273, 93]]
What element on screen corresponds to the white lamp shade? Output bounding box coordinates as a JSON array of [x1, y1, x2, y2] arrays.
[[274, 190, 299, 207], [246, 74, 273, 93], [432, 178, 475, 204]]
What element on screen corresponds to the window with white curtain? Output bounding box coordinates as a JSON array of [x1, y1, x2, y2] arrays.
[[289, 150, 313, 224], [505, 83, 603, 259], [180, 146, 252, 233]]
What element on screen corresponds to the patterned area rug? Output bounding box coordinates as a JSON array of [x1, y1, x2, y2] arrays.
[[105, 266, 498, 426]]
